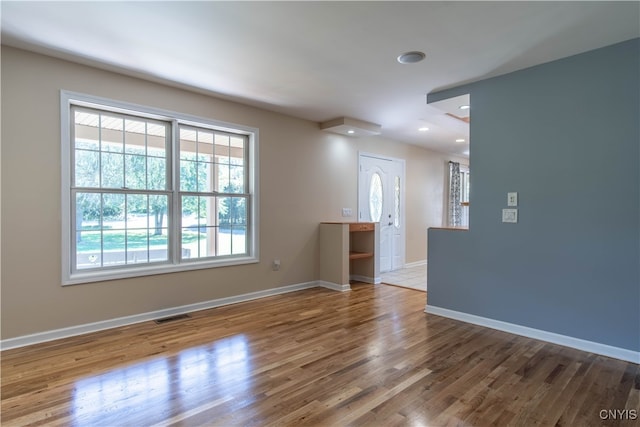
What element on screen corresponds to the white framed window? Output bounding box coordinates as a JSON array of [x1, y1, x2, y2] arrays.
[[61, 91, 259, 285]]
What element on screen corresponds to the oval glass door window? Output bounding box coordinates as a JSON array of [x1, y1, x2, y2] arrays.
[[369, 172, 383, 222]]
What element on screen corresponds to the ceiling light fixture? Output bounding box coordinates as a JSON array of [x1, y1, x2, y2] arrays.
[[418, 127, 429, 132], [459, 105, 470, 110], [456, 138, 465, 143], [347, 130, 355, 134], [397, 51, 426, 64]]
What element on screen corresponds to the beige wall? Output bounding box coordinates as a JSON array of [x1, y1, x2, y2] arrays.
[[1, 46, 456, 339]]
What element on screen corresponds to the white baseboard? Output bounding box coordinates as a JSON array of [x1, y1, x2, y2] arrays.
[[350, 274, 381, 284], [317, 280, 351, 292], [404, 260, 427, 268], [425, 305, 640, 364], [1, 281, 321, 351]]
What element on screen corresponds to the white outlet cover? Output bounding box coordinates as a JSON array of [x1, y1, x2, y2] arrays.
[[507, 192, 518, 207], [502, 208, 518, 223]]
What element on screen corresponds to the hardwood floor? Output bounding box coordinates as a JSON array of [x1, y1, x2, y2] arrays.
[[1, 283, 638, 426]]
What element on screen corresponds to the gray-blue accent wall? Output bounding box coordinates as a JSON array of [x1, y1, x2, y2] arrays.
[[427, 38, 640, 352]]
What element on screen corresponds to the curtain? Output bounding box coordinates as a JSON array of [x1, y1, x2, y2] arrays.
[[448, 161, 462, 227]]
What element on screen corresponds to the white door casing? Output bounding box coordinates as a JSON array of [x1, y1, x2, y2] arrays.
[[358, 153, 405, 273]]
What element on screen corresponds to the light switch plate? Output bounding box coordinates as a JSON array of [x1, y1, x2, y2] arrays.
[[502, 209, 518, 223], [342, 208, 353, 217], [507, 192, 518, 207]]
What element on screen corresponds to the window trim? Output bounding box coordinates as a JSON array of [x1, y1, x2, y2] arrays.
[[61, 90, 259, 285]]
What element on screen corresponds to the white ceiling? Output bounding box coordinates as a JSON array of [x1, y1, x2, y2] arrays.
[[2, 1, 639, 157]]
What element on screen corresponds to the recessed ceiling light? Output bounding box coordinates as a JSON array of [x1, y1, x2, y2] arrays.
[[459, 105, 470, 110], [456, 138, 465, 143], [397, 51, 426, 64], [418, 127, 429, 132], [347, 130, 355, 134]]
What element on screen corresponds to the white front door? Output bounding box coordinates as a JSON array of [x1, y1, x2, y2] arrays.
[[358, 153, 405, 273]]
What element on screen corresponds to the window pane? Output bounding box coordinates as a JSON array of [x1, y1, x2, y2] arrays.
[[76, 192, 102, 231], [102, 193, 124, 222], [102, 193, 125, 266], [218, 197, 234, 255], [201, 226, 218, 258], [215, 133, 230, 164], [230, 156, 244, 169], [143, 195, 169, 263], [230, 136, 245, 149], [126, 194, 148, 227], [181, 195, 199, 219], [179, 128, 197, 162], [181, 195, 217, 259], [100, 114, 124, 149], [230, 136, 245, 167], [181, 194, 204, 259], [369, 173, 383, 222], [231, 225, 247, 255], [124, 119, 147, 154], [198, 161, 213, 192], [75, 110, 100, 150], [76, 229, 102, 270], [181, 227, 197, 259], [126, 230, 149, 264], [126, 193, 151, 262], [147, 156, 166, 190], [76, 192, 102, 270], [230, 198, 247, 255], [180, 159, 197, 191], [102, 230, 126, 266], [148, 229, 168, 263], [75, 149, 100, 187], [197, 130, 214, 163], [148, 195, 168, 235], [218, 197, 247, 256], [101, 152, 124, 188], [217, 164, 230, 192], [229, 165, 244, 193], [148, 145, 166, 159], [148, 123, 166, 138], [125, 154, 147, 189]]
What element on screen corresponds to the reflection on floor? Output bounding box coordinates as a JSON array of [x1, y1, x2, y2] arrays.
[[381, 263, 427, 291]]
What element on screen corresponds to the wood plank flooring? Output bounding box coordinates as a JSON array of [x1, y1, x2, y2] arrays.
[[1, 283, 638, 426]]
